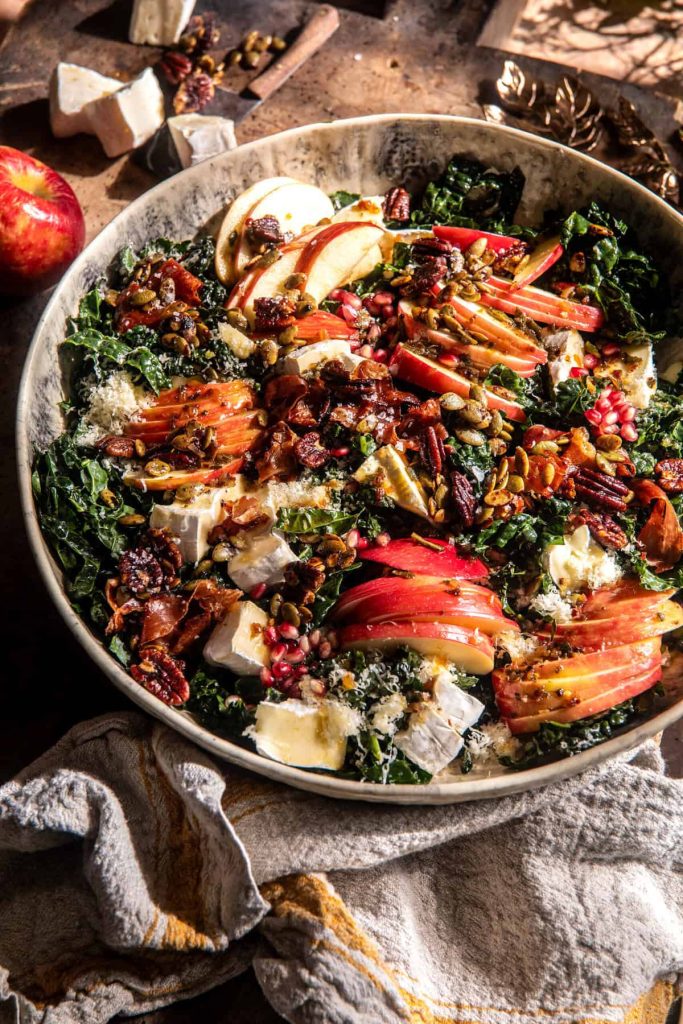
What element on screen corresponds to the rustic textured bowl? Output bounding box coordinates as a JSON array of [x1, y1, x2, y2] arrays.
[[17, 114, 683, 803]]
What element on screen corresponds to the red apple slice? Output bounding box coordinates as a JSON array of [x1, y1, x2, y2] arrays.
[[389, 344, 526, 422], [441, 295, 548, 361], [433, 225, 522, 254], [510, 235, 563, 290], [546, 600, 683, 650], [580, 581, 677, 619], [359, 537, 488, 579], [125, 458, 244, 491], [292, 309, 357, 342], [334, 575, 499, 621], [485, 276, 604, 332], [338, 621, 495, 674], [292, 221, 386, 303], [125, 409, 262, 441], [147, 379, 256, 409], [227, 244, 305, 314], [215, 176, 295, 284]]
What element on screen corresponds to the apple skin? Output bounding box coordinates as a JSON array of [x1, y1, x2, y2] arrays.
[[338, 620, 495, 674], [389, 344, 526, 422], [359, 537, 488, 579], [510, 235, 563, 290], [126, 408, 262, 441], [125, 458, 244, 491], [0, 146, 85, 295], [440, 294, 548, 362], [483, 276, 604, 332], [433, 225, 521, 254], [579, 580, 677, 619], [545, 599, 683, 651]]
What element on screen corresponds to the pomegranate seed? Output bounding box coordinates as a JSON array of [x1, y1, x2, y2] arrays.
[[250, 582, 267, 600], [326, 629, 338, 648], [364, 299, 380, 316], [383, 315, 398, 329], [601, 423, 620, 434], [359, 344, 374, 358], [595, 397, 612, 413], [272, 660, 293, 679], [340, 290, 362, 309], [309, 629, 321, 647], [585, 409, 602, 426], [346, 528, 360, 548], [263, 626, 279, 646], [375, 532, 391, 547], [438, 353, 459, 367], [278, 622, 299, 641], [602, 410, 619, 425], [373, 291, 394, 306], [349, 338, 361, 351], [356, 535, 369, 550], [340, 304, 358, 323], [319, 641, 332, 659], [570, 367, 589, 378], [373, 348, 389, 363], [620, 406, 636, 422], [602, 342, 620, 357], [583, 353, 599, 369], [285, 647, 306, 664], [620, 423, 638, 442], [330, 446, 350, 458], [260, 667, 273, 686], [299, 635, 311, 654], [366, 323, 382, 342], [270, 642, 287, 662], [329, 288, 343, 300]]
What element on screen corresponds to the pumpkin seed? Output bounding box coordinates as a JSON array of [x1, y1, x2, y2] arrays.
[[469, 383, 486, 403], [475, 506, 494, 524], [278, 326, 298, 345], [440, 392, 466, 412], [280, 602, 301, 627], [261, 340, 279, 365], [468, 237, 487, 257], [176, 483, 203, 502], [532, 440, 559, 455], [119, 513, 146, 527], [226, 308, 249, 331], [435, 483, 449, 507], [134, 439, 146, 458], [99, 488, 117, 507], [514, 446, 530, 476], [541, 463, 556, 486], [433, 508, 446, 524], [270, 593, 283, 616], [129, 288, 157, 307], [484, 489, 512, 507], [496, 461, 510, 489], [489, 410, 504, 437], [455, 428, 486, 446], [144, 459, 170, 477], [212, 543, 232, 562], [508, 474, 525, 493], [285, 273, 307, 290], [441, 313, 467, 336], [271, 35, 287, 50], [596, 433, 622, 452], [254, 248, 280, 269], [596, 452, 617, 476], [460, 400, 487, 425], [425, 308, 440, 331]]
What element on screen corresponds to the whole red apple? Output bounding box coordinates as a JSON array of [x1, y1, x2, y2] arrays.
[[0, 146, 85, 295]]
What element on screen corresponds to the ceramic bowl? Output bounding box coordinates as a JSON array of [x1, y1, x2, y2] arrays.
[[17, 114, 683, 803]]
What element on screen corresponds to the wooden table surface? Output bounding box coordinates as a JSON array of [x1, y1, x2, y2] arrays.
[[1, 1, 682, 1019]]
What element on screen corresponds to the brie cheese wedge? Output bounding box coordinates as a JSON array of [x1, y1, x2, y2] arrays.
[[543, 328, 584, 387], [278, 340, 363, 376], [544, 525, 622, 594], [354, 445, 429, 519], [149, 486, 229, 564], [228, 531, 298, 591], [252, 699, 361, 770], [90, 68, 165, 157], [432, 677, 484, 732], [395, 705, 465, 775], [167, 114, 237, 169], [129, 0, 196, 45], [49, 63, 123, 138], [203, 601, 270, 676]]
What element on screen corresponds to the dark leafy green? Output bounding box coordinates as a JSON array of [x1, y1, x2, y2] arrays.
[[329, 190, 361, 212], [410, 156, 529, 234], [500, 700, 638, 769]]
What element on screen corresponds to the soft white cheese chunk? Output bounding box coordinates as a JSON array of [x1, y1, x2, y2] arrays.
[[217, 321, 257, 359], [278, 340, 363, 375], [432, 678, 484, 732], [529, 589, 574, 625], [228, 531, 298, 591], [149, 487, 230, 564], [252, 699, 361, 770], [49, 63, 122, 138], [203, 601, 269, 676], [167, 113, 237, 168], [395, 705, 464, 775], [354, 445, 429, 519], [543, 328, 584, 387], [90, 68, 165, 158], [543, 525, 622, 594], [597, 342, 657, 409], [332, 194, 386, 227], [129, 0, 196, 45]]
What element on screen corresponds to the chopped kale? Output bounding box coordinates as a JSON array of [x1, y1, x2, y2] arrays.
[[500, 700, 639, 769], [329, 189, 361, 212], [410, 156, 529, 234]]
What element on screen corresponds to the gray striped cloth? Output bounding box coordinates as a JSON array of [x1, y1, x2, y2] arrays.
[[0, 712, 681, 1024]]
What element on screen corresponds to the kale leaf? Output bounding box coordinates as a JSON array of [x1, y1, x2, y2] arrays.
[[410, 156, 529, 233], [329, 189, 361, 212], [500, 699, 638, 769]]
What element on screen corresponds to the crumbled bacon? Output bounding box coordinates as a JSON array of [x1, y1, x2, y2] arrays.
[[141, 594, 188, 646], [131, 647, 190, 706], [253, 296, 296, 333], [295, 432, 330, 469], [209, 495, 270, 541], [255, 421, 298, 481]]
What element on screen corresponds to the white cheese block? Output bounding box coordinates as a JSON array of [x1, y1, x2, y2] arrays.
[[543, 328, 584, 387], [432, 678, 484, 731], [49, 63, 123, 138], [228, 531, 298, 591], [149, 486, 229, 564], [217, 321, 257, 360], [252, 699, 361, 770], [332, 194, 386, 227], [543, 525, 622, 595], [167, 113, 237, 169], [90, 68, 165, 158], [354, 445, 429, 519], [129, 0, 196, 45], [395, 705, 464, 775], [203, 601, 270, 675], [277, 339, 364, 376], [596, 342, 657, 409]]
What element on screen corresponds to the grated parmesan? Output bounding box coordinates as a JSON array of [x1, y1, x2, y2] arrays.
[[369, 692, 408, 736], [467, 721, 522, 766], [78, 370, 151, 447], [496, 630, 538, 666], [529, 588, 574, 624]]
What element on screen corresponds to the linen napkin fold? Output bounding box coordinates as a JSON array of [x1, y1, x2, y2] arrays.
[[0, 711, 681, 1024]]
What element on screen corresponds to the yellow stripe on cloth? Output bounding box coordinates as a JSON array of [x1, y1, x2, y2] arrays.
[[262, 873, 676, 1024]]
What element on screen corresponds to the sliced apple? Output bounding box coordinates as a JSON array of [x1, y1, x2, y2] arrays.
[[333, 574, 501, 620], [293, 309, 358, 342], [293, 222, 387, 303], [233, 181, 335, 277], [547, 600, 683, 650], [145, 379, 256, 410], [510, 235, 563, 290], [125, 458, 244, 492], [580, 580, 677, 619], [338, 620, 495, 674], [389, 344, 526, 422], [484, 276, 604, 332], [227, 244, 305, 314], [215, 176, 296, 284], [359, 537, 488, 579], [440, 295, 548, 362], [126, 408, 262, 440], [433, 225, 522, 254]]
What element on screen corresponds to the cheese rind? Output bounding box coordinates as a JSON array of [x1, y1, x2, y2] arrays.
[[129, 0, 196, 45], [203, 601, 270, 675], [278, 340, 363, 376], [90, 68, 165, 157], [149, 487, 229, 564], [543, 328, 584, 387], [395, 705, 464, 775], [49, 63, 123, 138], [354, 445, 429, 519], [228, 532, 298, 591], [167, 113, 237, 169], [252, 699, 361, 770], [432, 677, 484, 731]]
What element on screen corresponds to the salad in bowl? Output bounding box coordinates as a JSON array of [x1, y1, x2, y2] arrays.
[[32, 154, 683, 784]]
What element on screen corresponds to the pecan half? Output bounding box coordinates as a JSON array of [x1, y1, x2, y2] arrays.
[[160, 50, 193, 84], [131, 647, 190, 705], [295, 432, 330, 469], [656, 458, 683, 493], [382, 186, 410, 222], [450, 470, 476, 529], [99, 436, 136, 459], [568, 509, 628, 550], [246, 215, 283, 247], [145, 528, 183, 584], [253, 295, 296, 333], [565, 467, 631, 512], [119, 549, 165, 596], [420, 425, 445, 476], [411, 236, 453, 259]]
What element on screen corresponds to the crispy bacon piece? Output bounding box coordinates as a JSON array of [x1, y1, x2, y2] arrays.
[[522, 425, 565, 450], [635, 479, 683, 571], [255, 421, 298, 482], [655, 458, 683, 494], [210, 495, 271, 541], [131, 647, 190, 706], [140, 594, 188, 646], [191, 579, 241, 619]]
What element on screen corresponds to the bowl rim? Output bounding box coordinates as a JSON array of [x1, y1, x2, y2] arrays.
[[16, 112, 683, 803]]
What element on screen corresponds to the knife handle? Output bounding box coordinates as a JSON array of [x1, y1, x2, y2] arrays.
[[248, 5, 340, 101]]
